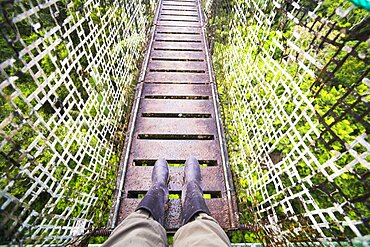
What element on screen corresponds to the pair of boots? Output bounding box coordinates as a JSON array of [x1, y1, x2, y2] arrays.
[[136, 156, 210, 226]]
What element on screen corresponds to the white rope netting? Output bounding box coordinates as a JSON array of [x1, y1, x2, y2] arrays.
[[0, 0, 155, 244], [1, 0, 369, 245], [209, 0, 370, 245]]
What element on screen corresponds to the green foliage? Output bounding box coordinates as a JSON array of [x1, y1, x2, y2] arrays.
[[0, 0, 155, 244], [211, 0, 370, 243]]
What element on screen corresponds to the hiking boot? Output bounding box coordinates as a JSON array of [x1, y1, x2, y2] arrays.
[[136, 158, 169, 226], [181, 156, 210, 225]]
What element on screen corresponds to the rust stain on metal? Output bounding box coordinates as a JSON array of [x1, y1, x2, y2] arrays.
[[115, 0, 239, 232]]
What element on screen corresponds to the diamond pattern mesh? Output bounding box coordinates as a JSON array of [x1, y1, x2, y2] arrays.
[[1, 0, 369, 245], [209, 0, 370, 245], [0, 0, 155, 244]]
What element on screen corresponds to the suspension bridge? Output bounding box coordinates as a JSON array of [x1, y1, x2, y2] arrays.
[[0, 0, 369, 246], [108, 0, 239, 231]]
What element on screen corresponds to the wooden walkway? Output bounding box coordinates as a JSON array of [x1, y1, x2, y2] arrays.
[[110, 0, 239, 232]]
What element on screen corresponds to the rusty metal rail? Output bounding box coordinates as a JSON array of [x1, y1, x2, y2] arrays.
[[109, 0, 239, 232]]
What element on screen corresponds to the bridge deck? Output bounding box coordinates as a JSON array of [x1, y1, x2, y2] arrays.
[[111, 0, 239, 231]]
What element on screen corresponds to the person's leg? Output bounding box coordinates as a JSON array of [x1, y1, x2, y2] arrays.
[[102, 209, 167, 247], [102, 159, 169, 247], [173, 213, 230, 247], [173, 156, 231, 247]]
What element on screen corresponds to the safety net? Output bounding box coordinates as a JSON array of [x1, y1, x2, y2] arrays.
[[0, 0, 369, 245], [208, 0, 370, 245], [0, 0, 155, 244]]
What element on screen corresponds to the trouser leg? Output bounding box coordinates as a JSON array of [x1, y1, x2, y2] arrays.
[[102, 210, 167, 247], [173, 213, 231, 247]]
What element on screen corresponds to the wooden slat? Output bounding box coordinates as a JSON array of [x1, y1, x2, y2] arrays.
[[143, 84, 211, 96], [155, 33, 202, 41], [140, 98, 213, 114], [152, 41, 203, 50], [136, 118, 216, 135], [162, 0, 197, 2], [158, 15, 199, 22], [160, 10, 199, 17], [166, 199, 182, 230], [124, 166, 224, 191], [148, 60, 207, 71], [162, 1, 197, 6], [157, 20, 200, 27], [131, 140, 220, 161], [156, 26, 201, 33], [160, 8, 198, 13], [150, 50, 205, 60], [162, 3, 197, 9], [119, 198, 231, 230], [145, 71, 209, 83]]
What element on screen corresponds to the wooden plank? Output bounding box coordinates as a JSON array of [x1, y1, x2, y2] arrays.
[[119, 198, 231, 230], [119, 199, 139, 223], [152, 41, 203, 50], [148, 60, 207, 71], [145, 72, 209, 83], [124, 166, 224, 191], [161, 7, 198, 12], [159, 15, 199, 22], [155, 33, 202, 42], [160, 10, 199, 17], [162, 1, 197, 6], [157, 20, 201, 27], [150, 50, 205, 60], [162, 0, 197, 2], [136, 118, 216, 135], [131, 140, 220, 161], [160, 8, 198, 13], [143, 84, 211, 96], [166, 199, 182, 230], [156, 26, 201, 34], [140, 98, 213, 114], [207, 199, 232, 229], [164, 199, 232, 230], [162, 3, 197, 9]]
